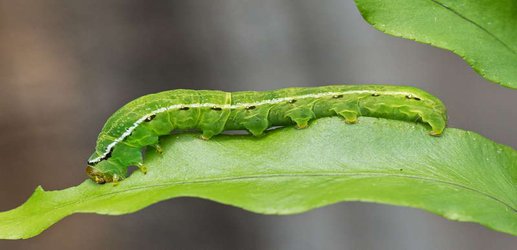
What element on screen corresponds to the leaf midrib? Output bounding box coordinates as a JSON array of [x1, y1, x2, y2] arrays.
[[43, 172, 516, 214]]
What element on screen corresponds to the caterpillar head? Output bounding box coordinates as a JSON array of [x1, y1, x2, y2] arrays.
[[86, 160, 125, 184]]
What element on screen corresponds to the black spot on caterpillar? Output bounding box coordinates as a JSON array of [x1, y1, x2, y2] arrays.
[[86, 84, 447, 184]]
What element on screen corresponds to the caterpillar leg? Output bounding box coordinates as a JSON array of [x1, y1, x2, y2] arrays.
[[200, 124, 226, 140], [241, 117, 269, 136], [200, 123, 226, 140], [285, 109, 315, 129], [330, 104, 360, 124], [199, 101, 231, 140], [429, 130, 442, 136], [426, 118, 445, 136], [137, 163, 148, 174], [150, 144, 163, 155], [338, 110, 359, 124], [200, 133, 213, 140], [112, 174, 121, 186], [414, 110, 446, 136]]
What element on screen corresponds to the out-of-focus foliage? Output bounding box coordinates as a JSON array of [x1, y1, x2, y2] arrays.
[[355, 0, 517, 88]]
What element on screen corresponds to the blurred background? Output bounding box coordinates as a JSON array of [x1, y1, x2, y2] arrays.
[[0, 0, 516, 249]]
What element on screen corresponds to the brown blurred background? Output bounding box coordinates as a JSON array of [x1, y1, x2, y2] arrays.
[[0, 0, 516, 249]]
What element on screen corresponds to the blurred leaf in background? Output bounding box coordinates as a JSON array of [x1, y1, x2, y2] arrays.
[[355, 0, 517, 88]]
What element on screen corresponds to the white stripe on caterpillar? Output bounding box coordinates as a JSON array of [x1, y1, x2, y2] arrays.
[[88, 90, 417, 164]]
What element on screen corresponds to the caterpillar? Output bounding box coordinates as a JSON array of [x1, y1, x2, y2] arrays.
[[86, 85, 447, 184]]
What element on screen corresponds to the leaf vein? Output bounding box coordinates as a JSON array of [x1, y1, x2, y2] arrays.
[[428, 0, 517, 56], [74, 172, 516, 213]]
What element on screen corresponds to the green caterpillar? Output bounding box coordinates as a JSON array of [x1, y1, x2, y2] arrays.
[[87, 85, 447, 184]]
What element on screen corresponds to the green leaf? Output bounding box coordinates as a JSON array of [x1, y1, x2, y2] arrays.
[[0, 117, 515, 239], [354, 0, 517, 89]]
